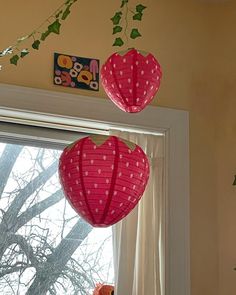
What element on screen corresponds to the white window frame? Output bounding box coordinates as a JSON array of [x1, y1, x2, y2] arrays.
[[0, 83, 190, 295]]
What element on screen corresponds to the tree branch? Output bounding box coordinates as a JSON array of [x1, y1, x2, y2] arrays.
[[26, 218, 92, 295], [1, 161, 58, 231], [0, 144, 23, 197], [6, 234, 38, 267], [64, 265, 95, 288], [12, 190, 64, 232], [0, 264, 31, 278]]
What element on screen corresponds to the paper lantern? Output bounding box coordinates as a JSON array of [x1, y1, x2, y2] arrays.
[[101, 48, 162, 113], [59, 135, 150, 227]]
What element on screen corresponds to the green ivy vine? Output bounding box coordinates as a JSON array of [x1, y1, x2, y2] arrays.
[[0, 0, 78, 68], [111, 1, 146, 47], [0, 0, 146, 69]]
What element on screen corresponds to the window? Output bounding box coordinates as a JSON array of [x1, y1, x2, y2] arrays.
[[0, 84, 190, 295], [0, 135, 114, 294]]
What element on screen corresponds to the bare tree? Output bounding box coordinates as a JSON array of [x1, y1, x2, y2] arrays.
[[0, 143, 113, 295]]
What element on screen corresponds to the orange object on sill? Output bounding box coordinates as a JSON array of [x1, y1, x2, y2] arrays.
[[93, 283, 114, 295]]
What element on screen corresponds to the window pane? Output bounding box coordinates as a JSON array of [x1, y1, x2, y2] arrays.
[[0, 142, 114, 295]]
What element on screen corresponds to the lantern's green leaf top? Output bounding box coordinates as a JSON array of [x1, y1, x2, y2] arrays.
[[10, 55, 19, 65], [113, 37, 124, 47], [111, 12, 122, 25], [90, 135, 136, 151], [32, 40, 41, 50], [133, 12, 143, 21], [48, 19, 61, 34], [136, 4, 146, 13], [113, 25, 123, 34], [20, 49, 29, 58], [130, 28, 142, 39], [90, 135, 109, 147], [120, 0, 129, 8]]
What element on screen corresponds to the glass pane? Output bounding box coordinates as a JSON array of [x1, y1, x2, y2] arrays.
[[0, 142, 114, 295]]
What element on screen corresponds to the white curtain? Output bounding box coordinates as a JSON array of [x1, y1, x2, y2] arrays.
[[110, 130, 165, 295]]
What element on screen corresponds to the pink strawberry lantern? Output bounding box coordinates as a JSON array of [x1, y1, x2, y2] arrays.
[[101, 48, 162, 113], [59, 135, 150, 227]]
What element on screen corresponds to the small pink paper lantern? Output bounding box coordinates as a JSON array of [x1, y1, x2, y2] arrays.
[[59, 135, 150, 227], [101, 48, 162, 113]]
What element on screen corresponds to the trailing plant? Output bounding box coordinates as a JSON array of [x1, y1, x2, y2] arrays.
[[0, 0, 147, 69], [0, 0, 78, 68], [111, 0, 146, 47]]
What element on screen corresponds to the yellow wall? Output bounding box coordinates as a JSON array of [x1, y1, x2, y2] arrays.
[[213, 3, 236, 295], [1, 1, 235, 294]]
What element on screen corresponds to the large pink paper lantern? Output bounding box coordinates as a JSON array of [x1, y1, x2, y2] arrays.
[[101, 48, 162, 113], [59, 135, 150, 227]]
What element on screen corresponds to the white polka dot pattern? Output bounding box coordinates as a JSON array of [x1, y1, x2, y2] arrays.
[[101, 49, 162, 113], [59, 135, 150, 227]]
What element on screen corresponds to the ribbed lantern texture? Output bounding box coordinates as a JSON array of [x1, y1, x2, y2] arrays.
[[101, 48, 162, 113], [59, 135, 150, 227]]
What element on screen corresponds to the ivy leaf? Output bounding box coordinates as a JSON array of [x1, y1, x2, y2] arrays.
[[0, 47, 13, 57], [61, 4, 72, 20], [113, 37, 124, 47], [111, 12, 122, 25], [56, 10, 63, 18], [133, 12, 143, 21], [48, 19, 61, 34], [32, 40, 41, 50], [113, 25, 122, 34], [20, 49, 29, 58], [120, 0, 128, 8], [10, 55, 19, 65], [136, 4, 146, 13], [65, 0, 77, 4], [130, 28, 141, 39], [41, 30, 51, 41]]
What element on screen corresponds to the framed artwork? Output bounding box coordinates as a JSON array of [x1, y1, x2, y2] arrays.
[[54, 53, 100, 91]]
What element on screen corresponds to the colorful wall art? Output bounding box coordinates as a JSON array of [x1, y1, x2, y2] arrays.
[[54, 53, 99, 91]]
